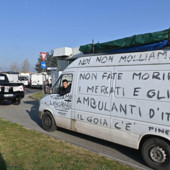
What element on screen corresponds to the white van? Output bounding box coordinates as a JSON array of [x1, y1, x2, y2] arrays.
[[19, 73, 31, 87], [31, 73, 47, 88], [39, 49, 170, 170], [18, 76, 29, 86]]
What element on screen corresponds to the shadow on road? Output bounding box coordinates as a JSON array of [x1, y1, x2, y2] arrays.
[[0, 153, 7, 170], [24, 100, 42, 128], [0, 100, 12, 106]]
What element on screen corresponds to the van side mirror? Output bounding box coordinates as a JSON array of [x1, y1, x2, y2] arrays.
[[44, 85, 52, 94]]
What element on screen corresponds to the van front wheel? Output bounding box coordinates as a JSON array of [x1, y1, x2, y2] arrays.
[[141, 137, 170, 170], [42, 111, 56, 132]]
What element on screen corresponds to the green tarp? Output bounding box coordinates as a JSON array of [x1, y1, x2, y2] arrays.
[[79, 29, 170, 53]]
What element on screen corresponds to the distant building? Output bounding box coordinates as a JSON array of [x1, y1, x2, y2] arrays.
[[53, 47, 85, 71]]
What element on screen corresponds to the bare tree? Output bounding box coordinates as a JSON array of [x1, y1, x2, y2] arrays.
[[21, 59, 30, 72], [10, 62, 19, 72]]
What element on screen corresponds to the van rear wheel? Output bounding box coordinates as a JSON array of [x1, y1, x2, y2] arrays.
[[141, 137, 170, 170], [42, 111, 56, 132]]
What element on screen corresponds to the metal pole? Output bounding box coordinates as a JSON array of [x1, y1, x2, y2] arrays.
[[42, 69, 44, 93], [92, 39, 94, 53], [168, 27, 170, 46]]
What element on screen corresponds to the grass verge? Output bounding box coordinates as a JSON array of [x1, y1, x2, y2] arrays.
[[0, 119, 135, 170], [31, 91, 45, 100]]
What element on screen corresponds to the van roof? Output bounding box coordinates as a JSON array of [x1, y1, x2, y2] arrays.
[[67, 49, 170, 68]]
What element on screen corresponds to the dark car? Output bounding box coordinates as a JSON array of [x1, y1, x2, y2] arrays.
[[0, 73, 25, 105]]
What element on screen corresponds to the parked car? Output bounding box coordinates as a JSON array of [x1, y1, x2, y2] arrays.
[[19, 76, 29, 87], [2, 72, 20, 83], [0, 73, 25, 105]]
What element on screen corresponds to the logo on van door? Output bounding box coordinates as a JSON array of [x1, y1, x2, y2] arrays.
[[49, 94, 72, 116], [50, 94, 72, 101]]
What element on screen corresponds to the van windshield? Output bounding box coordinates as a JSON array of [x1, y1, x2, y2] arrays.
[[19, 77, 28, 81]]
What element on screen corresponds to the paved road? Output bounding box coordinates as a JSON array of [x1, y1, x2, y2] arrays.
[[0, 92, 151, 170], [25, 87, 41, 96]]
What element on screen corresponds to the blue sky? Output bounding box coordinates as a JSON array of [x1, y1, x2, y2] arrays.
[[0, 0, 170, 71]]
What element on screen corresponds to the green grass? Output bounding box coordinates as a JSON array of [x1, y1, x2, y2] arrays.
[[0, 119, 136, 170], [31, 91, 45, 100]]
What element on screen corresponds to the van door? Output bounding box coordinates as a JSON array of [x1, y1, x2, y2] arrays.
[[73, 67, 113, 141], [49, 73, 74, 130], [110, 66, 141, 148]]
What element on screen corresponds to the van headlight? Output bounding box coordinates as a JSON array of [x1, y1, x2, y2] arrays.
[[40, 96, 46, 104]]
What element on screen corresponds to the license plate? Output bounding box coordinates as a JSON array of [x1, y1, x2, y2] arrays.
[[4, 94, 14, 97]]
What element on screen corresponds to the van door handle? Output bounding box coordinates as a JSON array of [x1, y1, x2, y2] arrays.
[[65, 99, 71, 102]]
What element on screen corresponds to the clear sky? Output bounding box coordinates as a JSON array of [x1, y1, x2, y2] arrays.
[[0, 0, 170, 71]]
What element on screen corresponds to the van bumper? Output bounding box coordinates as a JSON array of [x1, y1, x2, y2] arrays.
[[38, 103, 46, 119], [0, 92, 24, 101]]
